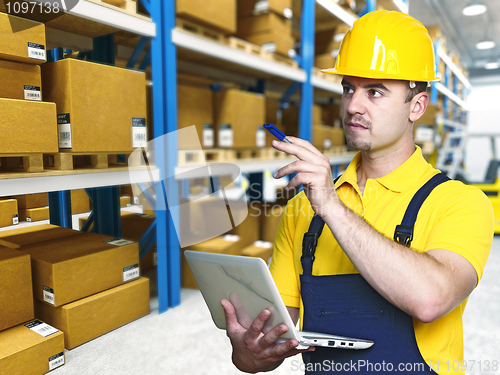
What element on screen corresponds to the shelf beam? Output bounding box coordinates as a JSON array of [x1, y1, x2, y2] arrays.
[[172, 30, 307, 83], [316, 0, 357, 26], [311, 76, 343, 94], [435, 82, 468, 109], [437, 47, 472, 90]]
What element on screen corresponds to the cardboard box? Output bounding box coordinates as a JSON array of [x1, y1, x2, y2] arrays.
[[0, 13, 46, 64], [241, 241, 274, 263], [177, 0, 236, 34], [315, 53, 336, 70], [18, 207, 49, 223], [0, 98, 58, 153], [226, 204, 260, 248], [0, 225, 82, 249], [237, 13, 292, 36], [71, 189, 90, 214], [14, 193, 48, 209], [19, 232, 140, 306], [282, 104, 323, 136], [0, 199, 19, 228], [0, 320, 65, 374], [34, 277, 150, 349], [330, 127, 346, 147], [41, 58, 147, 153], [214, 89, 265, 148], [0, 60, 42, 101], [177, 84, 214, 149], [79, 212, 156, 272], [242, 30, 295, 56], [120, 196, 131, 208], [0, 247, 34, 331], [314, 125, 335, 149], [237, 0, 292, 16], [322, 103, 342, 127]]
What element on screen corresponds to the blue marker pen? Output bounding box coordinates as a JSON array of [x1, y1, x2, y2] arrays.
[[263, 123, 292, 143]]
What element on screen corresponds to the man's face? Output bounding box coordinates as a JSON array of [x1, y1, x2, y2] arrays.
[[341, 76, 413, 153]]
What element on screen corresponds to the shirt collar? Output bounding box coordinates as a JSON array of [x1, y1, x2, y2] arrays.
[[335, 146, 432, 193]]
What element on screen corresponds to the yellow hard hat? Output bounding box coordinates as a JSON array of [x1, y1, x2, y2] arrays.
[[322, 10, 440, 82]]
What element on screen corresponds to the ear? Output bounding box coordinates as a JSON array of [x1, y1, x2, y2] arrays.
[[409, 92, 430, 122]]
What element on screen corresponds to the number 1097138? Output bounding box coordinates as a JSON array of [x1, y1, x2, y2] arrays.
[[6, 1, 64, 14]]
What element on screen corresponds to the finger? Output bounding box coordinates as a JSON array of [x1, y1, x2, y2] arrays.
[[221, 299, 242, 334], [245, 309, 272, 341], [229, 292, 253, 329], [258, 324, 289, 349], [285, 136, 326, 158]]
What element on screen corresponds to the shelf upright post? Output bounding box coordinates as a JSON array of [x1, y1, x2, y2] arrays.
[[298, 0, 315, 142], [46, 47, 72, 228], [151, 0, 181, 312], [431, 39, 441, 106]]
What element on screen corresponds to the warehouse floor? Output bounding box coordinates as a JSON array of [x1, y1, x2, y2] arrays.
[[48, 237, 500, 375]]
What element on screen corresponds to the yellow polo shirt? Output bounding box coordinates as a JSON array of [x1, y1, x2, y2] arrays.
[[270, 147, 494, 375]]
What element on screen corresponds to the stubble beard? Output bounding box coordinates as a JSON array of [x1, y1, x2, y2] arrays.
[[343, 115, 372, 151]]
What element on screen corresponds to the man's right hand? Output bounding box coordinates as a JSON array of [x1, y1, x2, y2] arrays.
[[220, 299, 315, 373]]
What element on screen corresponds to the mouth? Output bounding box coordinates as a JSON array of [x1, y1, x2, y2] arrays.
[[347, 121, 368, 130]]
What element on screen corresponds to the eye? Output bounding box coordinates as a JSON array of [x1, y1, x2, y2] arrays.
[[368, 89, 382, 98], [342, 86, 354, 95]]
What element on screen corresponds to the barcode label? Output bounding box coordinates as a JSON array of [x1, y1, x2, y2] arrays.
[[123, 264, 140, 282], [132, 118, 147, 148], [104, 238, 134, 247], [219, 124, 233, 148], [12, 214, 19, 225], [256, 127, 266, 148], [27, 42, 46, 61], [24, 85, 41, 101], [261, 42, 277, 53], [49, 352, 65, 371], [25, 320, 59, 337], [27, 217, 32, 222], [203, 124, 214, 148], [57, 113, 71, 149], [43, 285, 55, 305]]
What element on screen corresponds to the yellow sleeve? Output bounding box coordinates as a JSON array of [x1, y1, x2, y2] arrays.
[[424, 183, 494, 282], [269, 197, 301, 308]]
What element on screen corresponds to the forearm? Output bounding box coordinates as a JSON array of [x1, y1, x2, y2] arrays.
[[322, 199, 455, 322]]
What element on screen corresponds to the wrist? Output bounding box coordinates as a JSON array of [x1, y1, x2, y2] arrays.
[[317, 194, 346, 223]]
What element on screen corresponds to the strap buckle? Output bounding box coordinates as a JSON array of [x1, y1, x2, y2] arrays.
[[394, 225, 413, 247], [301, 232, 319, 262]]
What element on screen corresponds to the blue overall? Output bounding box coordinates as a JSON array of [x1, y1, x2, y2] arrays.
[[300, 173, 449, 374]]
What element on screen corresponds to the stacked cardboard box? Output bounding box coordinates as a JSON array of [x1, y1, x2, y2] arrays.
[[214, 88, 266, 148], [0, 227, 65, 372], [0, 225, 149, 349], [314, 23, 350, 70], [236, 3, 295, 57], [176, 0, 236, 34], [41, 58, 147, 153], [71, 189, 91, 215], [13, 193, 49, 223], [0, 13, 58, 155], [0, 199, 19, 228]]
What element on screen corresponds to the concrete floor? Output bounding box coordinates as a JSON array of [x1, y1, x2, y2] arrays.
[[51, 238, 500, 375]]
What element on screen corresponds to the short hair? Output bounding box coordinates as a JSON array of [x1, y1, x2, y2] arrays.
[[405, 81, 428, 103]]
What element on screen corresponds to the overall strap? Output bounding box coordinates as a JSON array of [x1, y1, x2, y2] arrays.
[[394, 173, 450, 247], [301, 176, 341, 275]]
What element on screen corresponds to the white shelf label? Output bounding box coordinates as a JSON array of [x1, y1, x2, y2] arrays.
[[12, 214, 19, 225], [123, 264, 140, 282], [219, 124, 233, 148], [57, 113, 72, 149], [324, 138, 332, 149], [43, 286, 55, 305], [49, 352, 65, 371], [256, 127, 266, 148], [28, 42, 46, 60], [261, 43, 277, 53], [25, 320, 58, 337], [24, 85, 41, 101], [104, 238, 135, 247], [203, 124, 214, 148], [132, 117, 147, 148]]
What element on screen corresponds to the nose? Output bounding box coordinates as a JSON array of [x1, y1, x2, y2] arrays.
[[344, 90, 366, 115]]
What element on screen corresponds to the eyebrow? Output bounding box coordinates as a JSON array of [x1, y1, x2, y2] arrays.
[[341, 79, 390, 92]]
